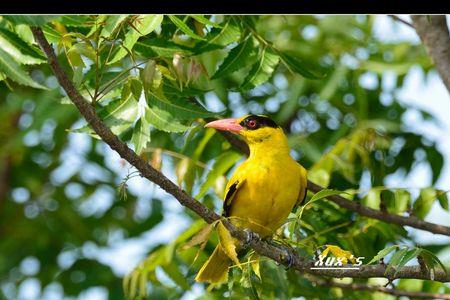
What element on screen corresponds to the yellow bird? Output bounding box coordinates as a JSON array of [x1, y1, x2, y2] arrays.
[[195, 115, 308, 284]]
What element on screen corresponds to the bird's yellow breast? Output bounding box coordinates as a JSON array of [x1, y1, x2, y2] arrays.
[[227, 155, 303, 237]]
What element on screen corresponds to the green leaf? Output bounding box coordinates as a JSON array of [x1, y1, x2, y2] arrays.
[[161, 264, 190, 290], [387, 248, 408, 271], [394, 189, 411, 214], [413, 188, 436, 219], [57, 16, 91, 27], [395, 248, 421, 275], [420, 249, 448, 276], [108, 15, 163, 64], [100, 15, 128, 39], [73, 66, 84, 88], [211, 36, 256, 79], [131, 118, 150, 155], [0, 48, 47, 89], [190, 15, 222, 28], [381, 190, 396, 213], [14, 25, 35, 44], [364, 188, 381, 210], [240, 47, 279, 90], [0, 28, 46, 65], [308, 188, 347, 204], [70, 42, 96, 61], [278, 50, 327, 79], [195, 151, 242, 199], [140, 60, 162, 95], [194, 20, 241, 54], [144, 104, 192, 133], [85, 16, 107, 37], [161, 81, 212, 99], [73, 97, 138, 137], [147, 90, 218, 120], [168, 15, 206, 41], [42, 24, 62, 44], [135, 39, 193, 58], [3, 15, 57, 26], [66, 46, 85, 68], [368, 245, 398, 264], [437, 191, 449, 211], [129, 77, 143, 100]]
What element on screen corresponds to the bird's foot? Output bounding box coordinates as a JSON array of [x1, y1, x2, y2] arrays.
[[268, 240, 296, 269], [279, 246, 295, 270], [242, 228, 260, 249]]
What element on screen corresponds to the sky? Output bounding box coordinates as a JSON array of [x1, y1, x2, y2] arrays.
[[13, 15, 450, 300]]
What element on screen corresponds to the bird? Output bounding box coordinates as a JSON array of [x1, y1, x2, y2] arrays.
[[195, 114, 308, 284]]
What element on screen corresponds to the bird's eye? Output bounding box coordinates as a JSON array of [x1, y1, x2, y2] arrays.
[[247, 119, 257, 128]]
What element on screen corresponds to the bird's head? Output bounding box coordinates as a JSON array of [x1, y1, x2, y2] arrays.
[[205, 115, 285, 145]]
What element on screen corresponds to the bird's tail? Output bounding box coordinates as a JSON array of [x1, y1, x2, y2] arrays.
[[195, 244, 230, 284]]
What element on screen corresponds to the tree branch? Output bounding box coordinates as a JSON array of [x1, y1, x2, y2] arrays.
[[388, 15, 414, 29], [314, 279, 450, 300], [307, 181, 450, 236], [218, 131, 450, 236], [32, 26, 450, 283], [411, 15, 450, 93]]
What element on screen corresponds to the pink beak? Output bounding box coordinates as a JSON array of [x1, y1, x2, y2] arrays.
[[204, 118, 243, 133]]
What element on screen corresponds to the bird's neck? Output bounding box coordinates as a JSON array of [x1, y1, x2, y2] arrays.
[[247, 132, 291, 160]]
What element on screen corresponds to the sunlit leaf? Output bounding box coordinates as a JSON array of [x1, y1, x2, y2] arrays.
[[108, 14, 163, 64], [146, 90, 218, 121], [144, 104, 192, 133], [168, 15, 206, 41], [0, 48, 47, 89], [211, 36, 256, 79], [394, 189, 411, 214], [100, 15, 128, 39], [0, 28, 46, 65], [308, 188, 347, 204], [73, 96, 138, 137], [41, 24, 62, 43], [194, 19, 241, 54], [191, 15, 222, 28], [131, 118, 150, 155], [368, 245, 397, 264], [386, 248, 408, 271], [240, 47, 279, 91], [413, 188, 436, 220]]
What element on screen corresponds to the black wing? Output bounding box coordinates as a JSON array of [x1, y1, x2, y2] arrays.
[[222, 180, 243, 217]]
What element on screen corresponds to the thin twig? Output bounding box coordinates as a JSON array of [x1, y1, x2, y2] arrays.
[[388, 15, 414, 29]]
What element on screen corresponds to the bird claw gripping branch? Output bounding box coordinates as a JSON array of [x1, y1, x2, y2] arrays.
[[242, 228, 260, 249]]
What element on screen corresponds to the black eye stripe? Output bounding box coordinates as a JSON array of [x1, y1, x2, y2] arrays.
[[239, 115, 278, 130]]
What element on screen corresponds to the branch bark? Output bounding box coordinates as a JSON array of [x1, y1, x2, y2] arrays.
[[32, 26, 450, 283], [314, 279, 450, 299], [411, 15, 450, 93], [218, 131, 450, 236]]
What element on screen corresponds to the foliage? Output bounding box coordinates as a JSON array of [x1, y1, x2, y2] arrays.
[[0, 15, 449, 299]]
